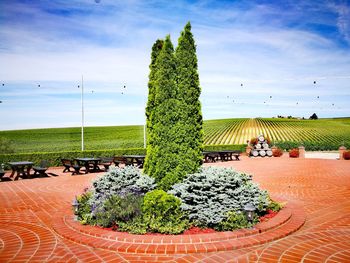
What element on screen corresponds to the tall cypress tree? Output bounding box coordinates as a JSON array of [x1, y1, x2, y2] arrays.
[[145, 24, 204, 191], [144, 35, 176, 185], [175, 22, 204, 171], [144, 39, 163, 174]]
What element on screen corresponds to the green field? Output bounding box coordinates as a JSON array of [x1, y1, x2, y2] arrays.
[[0, 125, 144, 153], [203, 118, 350, 145], [1, 118, 350, 154]]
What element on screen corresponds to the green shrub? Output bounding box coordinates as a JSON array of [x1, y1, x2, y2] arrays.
[[81, 189, 188, 234], [267, 199, 284, 212], [94, 195, 120, 228], [75, 167, 281, 234], [76, 166, 155, 228], [274, 141, 349, 151], [274, 141, 299, 151], [76, 191, 94, 225], [216, 211, 258, 231], [203, 144, 245, 152], [117, 216, 148, 234], [94, 194, 143, 228], [142, 189, 188, 234], [91, 166, 156, 206], [169, 167, 270, 227]]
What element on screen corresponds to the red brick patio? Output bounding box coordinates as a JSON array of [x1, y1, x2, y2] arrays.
[[0, 156, 349, 262]]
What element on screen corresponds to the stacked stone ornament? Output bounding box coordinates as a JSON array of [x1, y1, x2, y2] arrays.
[[250, 135, 273, 157]]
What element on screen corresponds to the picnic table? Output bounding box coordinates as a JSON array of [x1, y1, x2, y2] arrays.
[[75, 158, 101, 174], [0, 170, 5, 180], [99, 157, 115, 171], [203, 151, 220, 162], [123, 155, 145, 168], [8, 161, 34, 180], [218, 150, 241, 161], [203, 151, 241, 163]]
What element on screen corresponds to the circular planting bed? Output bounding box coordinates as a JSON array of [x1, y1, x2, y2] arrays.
[[53, 203, 305, 254]]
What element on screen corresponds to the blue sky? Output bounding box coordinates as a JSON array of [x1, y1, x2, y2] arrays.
[[1, 0, 350, 130]]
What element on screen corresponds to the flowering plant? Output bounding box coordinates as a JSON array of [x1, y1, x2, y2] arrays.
[[265, 136, 271, 145], [343, 151, 350, 160], [289, 148, 299, 158], [272, 147, 283, 157], [249, 137, 258, 145], [259, 209, 278, 222]]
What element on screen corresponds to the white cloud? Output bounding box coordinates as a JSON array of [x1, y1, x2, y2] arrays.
[[1, 0, 350, 130], [330, 2, 350, 44]]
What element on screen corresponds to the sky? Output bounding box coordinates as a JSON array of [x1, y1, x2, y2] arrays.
[[1, 0, 350, 131]]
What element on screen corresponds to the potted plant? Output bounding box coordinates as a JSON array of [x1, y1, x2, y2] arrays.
[[343, 151, 350, 160], [289, 148, 299, 158], [272, 147, 283, 157], [249, 137, 258, 146]]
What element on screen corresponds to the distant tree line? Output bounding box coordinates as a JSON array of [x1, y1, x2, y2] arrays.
[[275, 113, 318, 120]]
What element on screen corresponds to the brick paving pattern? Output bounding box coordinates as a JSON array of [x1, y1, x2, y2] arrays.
[[0, 156, 349, 262]]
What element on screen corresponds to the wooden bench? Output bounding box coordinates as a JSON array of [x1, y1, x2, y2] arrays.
[[203, 151, 241, 162], [0, 170, 5, 181], [218, 150, 241, 161], [33, 160, 49, 177], [232, 152, 241, 160], [123, 155, 145, 168], [61, 159, 81, 175], [114, 156, 127, 167], [203, 152, 220, 162], [99, 157, 115, 171], [113, 156, 145, 168]]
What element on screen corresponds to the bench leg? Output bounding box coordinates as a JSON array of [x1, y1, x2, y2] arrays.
[[39, 171, 48, 177], [72, 167, 81, 175]]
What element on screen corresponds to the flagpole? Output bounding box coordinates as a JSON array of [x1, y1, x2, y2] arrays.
[[144, 122, 146, 148], [81, 75, 84, 151]]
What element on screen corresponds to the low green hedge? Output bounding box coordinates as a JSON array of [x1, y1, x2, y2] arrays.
[[203, 144, 246, 152], [2, 141, 346, 168], [0, 144, 246, 168], [0, 148, 146, 168], [274, 141, 349, 151]]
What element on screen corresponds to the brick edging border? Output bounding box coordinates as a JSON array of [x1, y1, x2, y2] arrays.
[[52, 203, 305, 254]]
